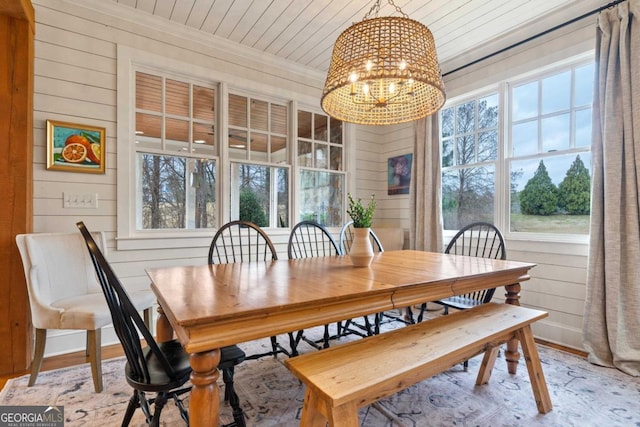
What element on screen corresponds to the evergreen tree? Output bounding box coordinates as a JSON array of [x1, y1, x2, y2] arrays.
[[558, 155, 591, 215], [519, 160, 558, 215], [239, 189, 268, 226]]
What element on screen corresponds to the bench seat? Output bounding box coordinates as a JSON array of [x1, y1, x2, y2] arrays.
[[284, 302, 552, 426]]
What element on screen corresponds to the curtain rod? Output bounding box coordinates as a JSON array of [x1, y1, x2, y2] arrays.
[[442, 0, 626, 77]]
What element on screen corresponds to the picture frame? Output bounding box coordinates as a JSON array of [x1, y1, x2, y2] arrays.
[[46, 119, 106, 174], [388, 153, 413, 195]]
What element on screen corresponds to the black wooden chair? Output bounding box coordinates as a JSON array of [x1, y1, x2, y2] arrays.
[[287, 220, 341, 354], [409, 222, 506, 370], [76, 221, 246, 427], [338, 220, 387, 337], [209, 220, 292, 359]]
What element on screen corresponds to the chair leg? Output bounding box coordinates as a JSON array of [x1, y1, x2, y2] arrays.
[[222, 367, 246, 427], [28, 328, 46, 386], [87, 329, 103, 393], [121, 392, 140, 427]]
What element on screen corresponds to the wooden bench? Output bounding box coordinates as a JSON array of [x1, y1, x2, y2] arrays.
[[284, 302, 552, 426]]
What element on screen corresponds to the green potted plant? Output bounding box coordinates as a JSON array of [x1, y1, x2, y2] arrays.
[[347, 193, 376, 228], [346, 193, 376, 266]]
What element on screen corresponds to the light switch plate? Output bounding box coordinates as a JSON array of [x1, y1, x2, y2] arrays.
[[63, 192, 98, 209]]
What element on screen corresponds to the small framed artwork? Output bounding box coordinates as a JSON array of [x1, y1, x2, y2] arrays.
[[388, 153, 413, 195], [46, 120, 105, 173]]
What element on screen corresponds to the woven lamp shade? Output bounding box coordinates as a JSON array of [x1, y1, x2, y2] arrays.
[[321, 16, 446, 125]]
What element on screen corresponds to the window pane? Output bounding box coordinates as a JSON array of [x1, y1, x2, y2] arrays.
[[192, 123, 214, 154], [478, 130, 497, 161], [271, 136, 287, 163], [193, 85, 215, 121], [298, 140, 312, 166], [541, 113, 570, 152], [136, 113, 161, 140], [251, 99, 268, 131], [442, 166, 495, 230], [165, 118, 189, 150], [229, 94, 247, 127], [510, 153, 590, 234], [139, 153, 186, 229], [271, 104, 287, 134], [512, 81, 538, 121], [575, 108, 592, 147], [315, 143, 328, 169], [542, 71, 571, 114], [455, 135, 475, 165], [299, 170, 344, 227], [298, 111, 312, 138], [136, 72, 162, 112], [574, 63, 594, 106], [251, 133, 268, 162], [512, 120, 538, 157], [229, 129, 248, 159], [231, 163, 289, 228], [456, 101, 475, 133], [442, 138, 453, 167], [441, 107, 454, 138], [329, 117, 343, 144], [166, 79, 189, 116], [330, 146, 342, 170], [314, 114, 328, 141], [189, 158, 217, 229], [478, 94, 498, 129]]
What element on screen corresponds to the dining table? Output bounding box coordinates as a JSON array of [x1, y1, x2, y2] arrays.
[[147, 249, 536, 427]]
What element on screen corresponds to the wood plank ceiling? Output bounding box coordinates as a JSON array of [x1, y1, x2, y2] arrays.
[[100, 0, 603, 74]]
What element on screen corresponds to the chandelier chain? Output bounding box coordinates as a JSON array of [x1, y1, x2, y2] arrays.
[[363, 0, 408, 21]]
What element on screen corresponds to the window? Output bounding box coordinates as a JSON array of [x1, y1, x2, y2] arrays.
[[135, 71, 218, 230], [441, 93, 499, 229], [228, 93, 289, 228], [297, 109, 345, 227], [440, 60, 594, 237]]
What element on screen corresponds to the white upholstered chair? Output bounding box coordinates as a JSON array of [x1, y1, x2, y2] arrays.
[[15, 231, 155, 392]]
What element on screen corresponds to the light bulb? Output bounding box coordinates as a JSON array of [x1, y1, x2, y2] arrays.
[[366, 60, 373, 71], [399, 60, 407, 70], [389, 82, 396, 94], [349, 72, 358, 83]]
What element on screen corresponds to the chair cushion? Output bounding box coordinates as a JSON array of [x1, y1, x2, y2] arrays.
[[53, 289, 155, 330]]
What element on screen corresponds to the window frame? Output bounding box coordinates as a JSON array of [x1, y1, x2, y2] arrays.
[[440, 55, 593, 245]]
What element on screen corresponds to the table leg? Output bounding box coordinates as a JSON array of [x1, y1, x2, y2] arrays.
[[189, 349, 221, 427], [504, 282, 521, 374], [155, 305, 174, 342]]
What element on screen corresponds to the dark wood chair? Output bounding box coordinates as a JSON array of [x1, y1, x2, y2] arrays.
[[338, 220, 388, 337], [77, 221, 246, 427], [209, 220, 292, 359], [287, 220, 341, 354], [409, 221, 506, 370]]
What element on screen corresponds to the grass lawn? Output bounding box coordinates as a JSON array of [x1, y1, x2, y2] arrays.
[[510, 213, 590, 234]]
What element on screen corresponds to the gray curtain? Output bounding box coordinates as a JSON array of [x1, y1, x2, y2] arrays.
[[410, 116, 443, 253], [583, 0, 640, 377]]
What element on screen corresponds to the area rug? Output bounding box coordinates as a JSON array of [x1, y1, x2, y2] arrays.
[[1, 322, 639, 427]]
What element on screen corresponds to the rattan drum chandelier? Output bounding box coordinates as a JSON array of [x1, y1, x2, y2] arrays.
[[321, 0, 446, 125]]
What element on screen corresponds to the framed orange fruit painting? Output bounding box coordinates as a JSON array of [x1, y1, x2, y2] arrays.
[[46, 120, 106, 174]]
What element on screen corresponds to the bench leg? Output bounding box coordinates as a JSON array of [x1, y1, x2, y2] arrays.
[[327, 402, 359, 427], [300, 388, 329, 427], [516, 325, 553, 414], [475, 344, 501, 385]]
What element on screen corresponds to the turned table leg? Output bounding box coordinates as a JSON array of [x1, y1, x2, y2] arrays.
[[155, 305, 173, 342], [190, 349, 221, 427], [504, 282, 521, 374]]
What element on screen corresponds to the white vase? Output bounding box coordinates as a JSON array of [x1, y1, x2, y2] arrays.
[[349, 227, 374, 267]]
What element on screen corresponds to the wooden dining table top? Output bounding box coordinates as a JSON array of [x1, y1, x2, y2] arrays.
[[147, 250, 535, 354]]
